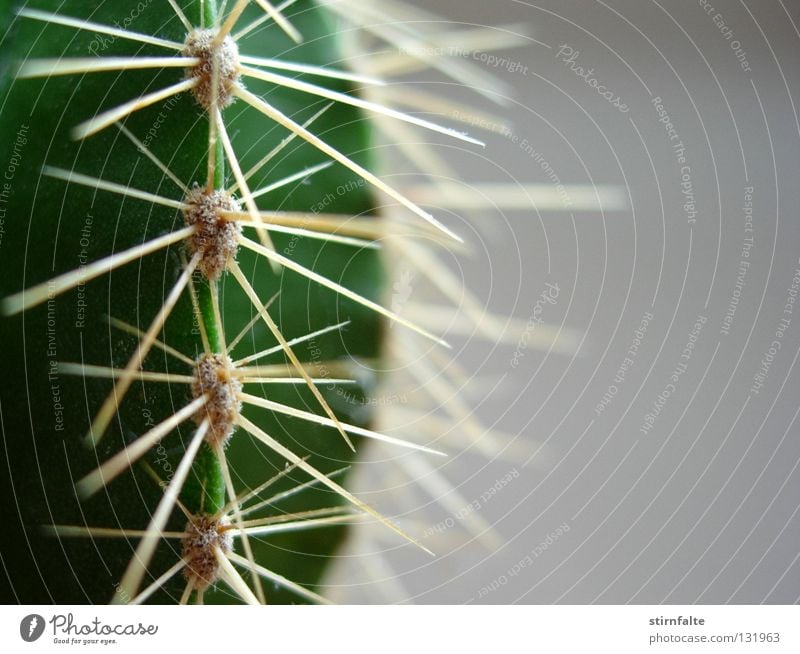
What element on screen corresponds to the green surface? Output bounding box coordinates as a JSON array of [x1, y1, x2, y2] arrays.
[[0, 0, 383, 604]]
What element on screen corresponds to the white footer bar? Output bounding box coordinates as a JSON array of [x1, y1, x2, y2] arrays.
[[1, 605, 797, 653]]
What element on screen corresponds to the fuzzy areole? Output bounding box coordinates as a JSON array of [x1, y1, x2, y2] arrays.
[[192, 352, 243, 445], [183, 29, 242, 109], [181, 516, 233, 591], [183, 187, 242, 280]]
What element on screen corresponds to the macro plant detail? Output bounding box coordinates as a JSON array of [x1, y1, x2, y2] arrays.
[[2, 0, 794, 643], [0, 0, 593, 605], [0, 0, 506, 605]]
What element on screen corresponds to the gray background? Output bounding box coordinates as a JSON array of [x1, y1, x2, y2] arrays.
[[324, 0, 800, 603]]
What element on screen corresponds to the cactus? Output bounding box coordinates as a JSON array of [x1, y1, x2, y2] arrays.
[[0, 0, 489, 605], [0, 0, 576, 605]]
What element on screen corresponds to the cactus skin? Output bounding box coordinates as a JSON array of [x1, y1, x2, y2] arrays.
[[0, 0, 384, 603]]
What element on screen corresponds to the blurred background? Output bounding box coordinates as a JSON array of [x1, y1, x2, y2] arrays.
[[322, 0, 800, 604]]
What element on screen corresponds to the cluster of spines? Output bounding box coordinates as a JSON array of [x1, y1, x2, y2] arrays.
[[3, 0, 482, 604], [4, 0, 603, 604]]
